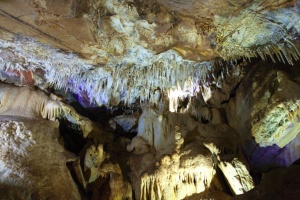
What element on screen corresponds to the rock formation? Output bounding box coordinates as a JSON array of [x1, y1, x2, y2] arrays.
[[0, 116, 81, 199], [0, 0, 300, 199]]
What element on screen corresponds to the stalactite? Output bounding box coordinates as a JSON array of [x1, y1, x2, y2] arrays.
[[254, 41, 300, 65], [2, 36, 300, 109]]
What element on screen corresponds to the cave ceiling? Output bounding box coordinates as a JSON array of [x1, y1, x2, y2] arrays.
[[0, 0, 299, 107]]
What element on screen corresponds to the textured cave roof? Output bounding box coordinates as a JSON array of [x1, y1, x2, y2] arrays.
[[0, 0, 299, 106]]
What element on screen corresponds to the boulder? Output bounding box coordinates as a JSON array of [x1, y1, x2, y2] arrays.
[[0, 116, 80, 200], [227, 61, 300, 171]]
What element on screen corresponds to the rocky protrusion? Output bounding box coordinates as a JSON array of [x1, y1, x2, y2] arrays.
[[70, 143, 133, 200], [0, 117, 81, 200], [227, 61, 300, 171], [109, 114, 138, 133], [218, 157, 254, 195]]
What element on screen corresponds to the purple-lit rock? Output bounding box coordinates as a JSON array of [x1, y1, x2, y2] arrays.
[[247, 131, 300, 172]]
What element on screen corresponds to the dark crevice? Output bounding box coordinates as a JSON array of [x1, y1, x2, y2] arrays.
[[215, 166, 233, 196], [70, 100, 109, 126], [292, 157, 300, 165], [59, 118, 85, 155], [201, 116, 210, 124], [114, 123, 138, 139], [221, 80, 242, 105], [177, 95, 190, 112], [66, 161, 87, 200]]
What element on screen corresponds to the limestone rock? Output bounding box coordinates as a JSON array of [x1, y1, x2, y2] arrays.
[[215, 2, 300, 62], [84, 162, 132, 200], [0, 83, 96, 138], [227, 62, 300, 147], [130, 141, 216, 200], [184, 190, 232, 200], [204, 142, 254, 195], [84, 144, 108, 183], [73, 158, 87, 189], [108, 172, 132, 200], [133, 106, 241, 154], [1, 0, 299, 108], [186, 124, 241, 155], [0, 83, 60, 119], [80, 143, 132, 200], [227, 61, 300, 171], [31, 0, 82, 18], [218, 157, 254, 195], [109, 114, 137, 132], [135, 108, 200, 153], [129, 122, 243, 199], [1, 0, 300, 198], [127, 136, 152, 154], [0, 116, 80, 200]]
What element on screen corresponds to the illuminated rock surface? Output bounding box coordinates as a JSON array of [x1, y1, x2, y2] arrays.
[[227, 61, 300, 172], [0, 116, 80, 200], [129, 127, 217, 200], [0, 0, 300, 199], [227, 62, 300, 148]]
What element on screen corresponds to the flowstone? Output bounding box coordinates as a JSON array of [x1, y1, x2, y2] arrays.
[[129, 114, 252, 199]]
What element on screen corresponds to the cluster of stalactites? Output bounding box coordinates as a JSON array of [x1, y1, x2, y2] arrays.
[[222, 40, 300, 66], [140, 167, 214, 200], [1, 36, 300, 110], [255, 40, 300, 65], [61, 59, 215, 108], [0, 37, 215, 108]]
